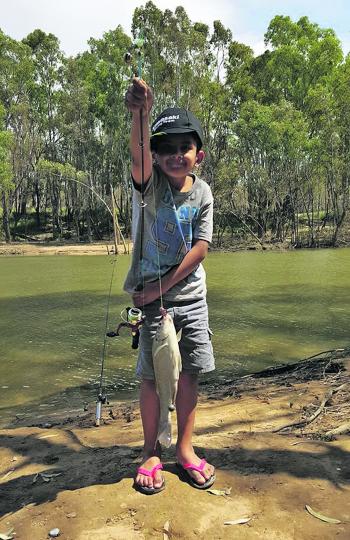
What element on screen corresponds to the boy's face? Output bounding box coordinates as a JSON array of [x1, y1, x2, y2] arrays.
[[153, 133, 203, 179]]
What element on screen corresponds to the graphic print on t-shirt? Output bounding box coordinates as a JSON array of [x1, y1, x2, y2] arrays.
[[142, 185, 198, 277]]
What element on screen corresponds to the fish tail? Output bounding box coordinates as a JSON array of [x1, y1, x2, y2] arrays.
[[157, 413, 172, 448]]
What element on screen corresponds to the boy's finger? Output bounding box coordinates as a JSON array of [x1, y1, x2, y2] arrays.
[[132, 76, 145, 86], [132, 292, 144, 306], [125, 78, 152, 113], [132, 77, 148, 96], [126, 88, 144, 104], [125, 88, 147, 110]]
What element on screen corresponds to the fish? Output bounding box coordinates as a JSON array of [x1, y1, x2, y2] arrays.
[[152, 308, 182, 448]]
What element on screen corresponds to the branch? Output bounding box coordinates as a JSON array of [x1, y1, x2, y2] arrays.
[[273, 383, 347, 433], [227, 209, 264, 246], [326, 422, 350, 436]]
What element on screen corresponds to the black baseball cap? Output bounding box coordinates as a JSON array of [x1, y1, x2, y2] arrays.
[[150, 107, 204, 150]]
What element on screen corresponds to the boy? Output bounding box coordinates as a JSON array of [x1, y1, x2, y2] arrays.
[[124, 77, 215, 494]]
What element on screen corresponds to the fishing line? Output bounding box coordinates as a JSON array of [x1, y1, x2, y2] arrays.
[[151, 178, 164, 310], [137, 106, 147, 298]]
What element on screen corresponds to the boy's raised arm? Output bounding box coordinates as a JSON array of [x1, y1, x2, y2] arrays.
[[125, 78, 153, 185]]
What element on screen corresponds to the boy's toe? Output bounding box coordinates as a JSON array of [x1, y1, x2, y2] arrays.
[[134, 460, 165, 494], [153, 470, 163, 489]]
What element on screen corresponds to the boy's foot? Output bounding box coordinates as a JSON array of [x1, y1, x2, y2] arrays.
[[176, 450, 215, 489], [134, 455, 165, 495]]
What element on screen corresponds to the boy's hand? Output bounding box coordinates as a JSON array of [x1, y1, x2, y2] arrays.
[[125, 78, 153, 115], [132, 281, 161, 307]]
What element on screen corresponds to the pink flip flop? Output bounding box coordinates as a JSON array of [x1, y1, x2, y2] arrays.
[[134, 463, 165, 495], [177, 458, 216, 489]]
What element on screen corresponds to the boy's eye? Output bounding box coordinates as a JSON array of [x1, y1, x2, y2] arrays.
[[157, 144, 175, 155], [180, 144, 192, 153]]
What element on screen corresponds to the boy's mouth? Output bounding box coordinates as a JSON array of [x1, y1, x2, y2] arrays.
[[167, 157, 186, 169], [168, 163, 184, 169]]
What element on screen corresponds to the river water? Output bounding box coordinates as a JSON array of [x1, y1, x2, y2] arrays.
[[0, 249, 349, 427]]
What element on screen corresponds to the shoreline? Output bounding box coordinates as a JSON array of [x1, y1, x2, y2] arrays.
[[5, 348, 350, 431], [0, 241, 131, 257], [1, 239, 350, 257]]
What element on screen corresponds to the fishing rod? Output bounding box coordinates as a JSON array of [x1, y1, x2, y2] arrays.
[[97, 31, 147, 425], [127, 31, 164, 309], [132, 31, 147, 293], [124, 31, 147, 292], [108, 30, 148, 339]]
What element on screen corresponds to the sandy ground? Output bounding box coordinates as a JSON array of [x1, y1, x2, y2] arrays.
[[0, 352, 349, 540], [0, 242, 131, 257]]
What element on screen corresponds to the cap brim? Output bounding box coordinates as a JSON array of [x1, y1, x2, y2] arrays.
[[150, 131, 166, 138], [150, 128, 201, 138]]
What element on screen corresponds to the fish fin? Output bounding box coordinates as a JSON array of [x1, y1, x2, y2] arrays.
[[171, 387, 178, 411], [158, 416, 172, 448]]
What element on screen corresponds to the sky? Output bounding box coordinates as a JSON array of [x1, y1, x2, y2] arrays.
[[2, 0, 350, 57]]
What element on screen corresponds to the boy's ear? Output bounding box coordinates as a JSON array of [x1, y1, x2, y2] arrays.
[[195, 150, 205, 165]]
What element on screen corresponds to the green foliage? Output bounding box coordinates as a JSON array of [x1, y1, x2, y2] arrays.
[[0, 7, 349, 247], [260, 16, 343, 108], [37, 158, 87, 181], [0, 103, 13, 191]]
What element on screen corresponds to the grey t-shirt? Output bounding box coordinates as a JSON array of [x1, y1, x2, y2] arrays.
[[124, 165, 213, 302]]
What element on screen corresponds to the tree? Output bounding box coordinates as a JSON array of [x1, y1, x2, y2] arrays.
[[261, 16, 343, 108], [0, 103, 14, 241], [0, 30, 34, 241], [234, 99, 309, 242], [210, 20, 232, 82]]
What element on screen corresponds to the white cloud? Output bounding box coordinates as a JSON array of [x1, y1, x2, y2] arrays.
[[234, 32, 267, 57]]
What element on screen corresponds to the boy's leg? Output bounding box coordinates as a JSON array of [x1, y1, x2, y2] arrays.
[[134, 302, 164, 490], [175, 372, 215, 485], [135, 379, 164, 490]]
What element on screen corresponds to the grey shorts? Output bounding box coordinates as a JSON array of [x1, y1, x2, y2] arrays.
[[136, 298, 215, 379]]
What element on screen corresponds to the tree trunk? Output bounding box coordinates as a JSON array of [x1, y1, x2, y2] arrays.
[[1, 191, 12, 243], [110, 184, 119, 254]]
